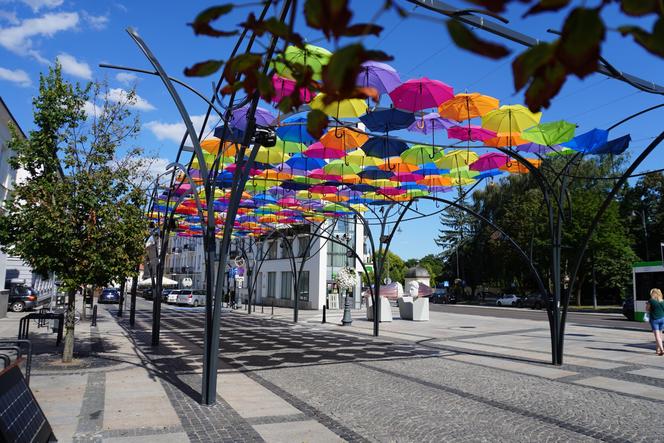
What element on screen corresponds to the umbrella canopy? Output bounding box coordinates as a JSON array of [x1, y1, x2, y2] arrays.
[[275, 115, 316, 144], [356, 61, 402, 94], [360, 137, 409, 158], [303, 142, 347, 159], [407, 112, 454, 134], [230, 105, 275, 131], [310, 94, 368, 118], [563, 128, 609, 152], [323, 159, 361, 175], [285, 153, 326, 170], [253, 147, 290, 164], [272, 74, 315, 104], [470, 153, 510, 171], [516, 142, 560, 155], [358, 167, 394, 180], [481, 104, 542, 133], [389, 77, 454, 111], [447, 125, 496, 142], [320, 127, 368, 150], [273, 138, 306, 154], [400, 144, 443, 164], [435, 150, 479, 169], [521, 120, 576, 146], [438, 92, 499, 121], [360, 108, 415, 132], [484, 132, 528, 147], [589, 134, 631, 155], [272, 44, 331, 81], [344, 149, 384, 167], [417, 175, 453, 187]]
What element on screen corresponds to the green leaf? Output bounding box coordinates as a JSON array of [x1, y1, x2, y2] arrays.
[[446, 20, 510, 60], [620, 0, 658, 16], [341, 23, 384, 38], [184, 59, 224, 77], [242, 14, 305, 48], [556, 7, 605, 77], [619, 18, 664, 57], [321, 44, 392, 98], [304, 0, 353, 40], [523, 60, 567, 111], [306, 110, 329, 139], [523, 0, 571, 17], [512, 43, 555, 91], [189, 4, 238, 37]]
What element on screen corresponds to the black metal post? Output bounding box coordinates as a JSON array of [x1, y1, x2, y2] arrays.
[[129, 274, 137, 328], [91, 305, 98, 327], [322, 305, 326, 324], [341, 291, 352, 326], [118, 279, 125, 317]]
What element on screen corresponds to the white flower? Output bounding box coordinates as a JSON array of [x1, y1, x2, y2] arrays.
[[334, 267, 358, 291]]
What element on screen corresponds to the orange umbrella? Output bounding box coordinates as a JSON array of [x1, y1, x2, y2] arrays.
[[417, 176, 453, 187], [256, 169, 293, 181], [320, 128, 368, 151], [484, 132, 527, 147], [377, 157, 419, 172], [500, 158, 542, 174], [439, 93, 499, 122]]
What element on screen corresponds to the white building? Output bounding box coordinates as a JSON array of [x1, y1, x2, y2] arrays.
[[0, 96, 57, 295]]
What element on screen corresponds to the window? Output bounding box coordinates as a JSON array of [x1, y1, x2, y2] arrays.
[[298, 271, 310, 301], [280, 271, 292, 299], [267, 272, 276, 298], [298, 236, 310, 258], [267, 241, 277, 259]]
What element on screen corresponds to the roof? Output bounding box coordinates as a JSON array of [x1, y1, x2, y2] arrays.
[[405, 265, 430, 278], [0, 96, 26, 139]]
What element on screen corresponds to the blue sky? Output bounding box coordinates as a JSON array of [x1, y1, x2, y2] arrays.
[[1, 0, 663, 260]]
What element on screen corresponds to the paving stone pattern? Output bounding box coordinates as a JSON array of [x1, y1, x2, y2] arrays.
[[129, 305, 664, 442]]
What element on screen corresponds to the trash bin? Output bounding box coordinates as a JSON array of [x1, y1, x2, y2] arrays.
[[0, 290, 8, 318]]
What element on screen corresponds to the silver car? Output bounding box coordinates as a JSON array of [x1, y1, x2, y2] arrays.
[[166, 290, 180, 304], [176, 289, 206, 307]]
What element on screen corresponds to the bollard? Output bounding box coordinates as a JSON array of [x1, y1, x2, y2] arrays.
[[271, 301, 274, 315], [91, 305, 98, 327], [322, 305, 326, 324], [261, 301, 264, 314]]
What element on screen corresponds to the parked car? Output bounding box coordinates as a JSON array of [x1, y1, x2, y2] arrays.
[[8, 285, 50, 312], [495, 294, 520, 306], [176, 289, 206, 307], [166, 290, 180, 304], [99, 288, 120, 304], [161, 289, 174, 303], [622, 297, 635, 321], [518, 292, 551, 309], [142, 288, 153, 300], [430, 288, 456, 304]]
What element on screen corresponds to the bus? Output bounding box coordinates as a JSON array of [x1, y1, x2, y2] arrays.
[[632, 261, 664, 321]]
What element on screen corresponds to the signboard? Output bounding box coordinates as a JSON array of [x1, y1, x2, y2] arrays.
[[182, 278, 193, 288], [235, 276, 244, 288], [0, 365, 55, 443]]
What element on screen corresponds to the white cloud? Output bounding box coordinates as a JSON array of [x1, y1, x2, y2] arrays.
[[56, 53, 92, 80], [108, 88, 155, 111], [0, 12, 79, 62], [83, 100, 101, 119], [0, 10, 19, 25], [82, 11, 108, 30], [21, 0, 63, 12], [115, 72, 138, 85], [0, 66, 31, 87], [145, 115, 211, 144]]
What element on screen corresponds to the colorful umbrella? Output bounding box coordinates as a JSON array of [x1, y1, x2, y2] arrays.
[[589, 134, 631, 155], [438, 92, 499, 121], [303, 142, 347, 159], [400, 144, 443, 164], [320, 127, 368, 150], [310, 94, 368, 118], [435, 150, 479, 169], [389, 77, 454, 112], [360, 137, 409, 158], [276, 115, 316, 144], [407, 112, 454, 134], [230, 105, 275, 131], [563, 128, 609, 152], [469, 153, 510, 171], [286, 153, 326, 170], [481, 104, 542, 134], [272, 44, 331, 81], [253, 147, 290, 164], [359, 108, 415, 132], [344, 149, 384, 167], [447, 125, 496, 142], [521, 120, 576, 146], [484, 132, 528, 147], [356, 61, 402, 95], [272, 74, 315, 104]]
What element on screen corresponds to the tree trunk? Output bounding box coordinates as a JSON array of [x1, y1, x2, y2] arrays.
[[62, 288, 76, 362]]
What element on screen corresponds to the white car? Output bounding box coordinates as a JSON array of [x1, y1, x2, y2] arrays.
[[167, 290, 180, 304], [496, 294, 520, 306]]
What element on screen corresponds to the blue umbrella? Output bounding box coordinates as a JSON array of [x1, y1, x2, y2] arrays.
[[275, 115, 316, 144], [475, 169, 505, 180], [360, 108, 415, 132], [415, 163, 447, 176], [398, 183, 427, 191], [360, 137, 409, 158], [349, 183, 378, 192], [589, 134, 631, 155], [214, 125, 245, 143], [253, 193, 277, 204], [563, 129, 609, 153], [286, 153, 326, 170], [357, 167, 394, 180]]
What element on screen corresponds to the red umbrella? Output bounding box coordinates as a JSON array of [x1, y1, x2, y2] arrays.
[[389, 77, 454, 112]]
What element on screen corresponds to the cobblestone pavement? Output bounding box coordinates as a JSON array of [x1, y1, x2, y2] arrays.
[[126, 301, 664, 442]]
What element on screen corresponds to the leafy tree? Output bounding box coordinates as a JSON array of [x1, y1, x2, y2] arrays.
[[0, 65, 148, 362], [366, 250, 406, 285], [621, 173, 664, 262]]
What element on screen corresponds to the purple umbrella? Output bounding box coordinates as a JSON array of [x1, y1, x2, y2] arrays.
[[447, 125, 496, 142], [230, 105, 275, 131], [408, 112, 455, 134], [356, 61, 402, 95], [516, 142, 559, 155]]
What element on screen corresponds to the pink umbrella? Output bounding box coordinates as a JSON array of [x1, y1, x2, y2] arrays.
[[225, 163, 263, 175], [378, 187, 406, 196], [469, 153, 510, 171], [173, 183, 191, 196], [277, 197, 300, 207], [303, 142, 347, 159], [272, 74, 315, 104], [308, 168, 341, 181], [447, 125, 496, 142], [389, 77, 454, 112], [390, 172, 424, 182]]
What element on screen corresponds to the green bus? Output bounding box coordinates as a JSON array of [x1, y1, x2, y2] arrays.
[[632, 261, 664, 322]]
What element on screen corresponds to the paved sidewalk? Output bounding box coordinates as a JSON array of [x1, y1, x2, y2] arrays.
[[1, 300, 664, 442]]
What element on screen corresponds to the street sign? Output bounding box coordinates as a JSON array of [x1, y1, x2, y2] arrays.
[[182, 278, 192, 288], [235, 276, 244, 288]]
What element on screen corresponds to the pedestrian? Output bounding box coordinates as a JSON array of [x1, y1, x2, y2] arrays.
[[646, 288, 664, 355]]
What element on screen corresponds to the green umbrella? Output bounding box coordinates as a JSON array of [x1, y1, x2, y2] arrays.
[[400, 144, 443, 165], [275, 138, 307, 154], [272, 44, 332, 81], [521, 120, 575, 146], [323, 159, 361, 175], [546, 146, 576, 157]]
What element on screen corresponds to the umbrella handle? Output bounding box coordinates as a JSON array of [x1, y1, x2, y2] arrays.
[[334, 125, 344, 138], [435, 200, 440, 208], [417, 118, 425, 130]]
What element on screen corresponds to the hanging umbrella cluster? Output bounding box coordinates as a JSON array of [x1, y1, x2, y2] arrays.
[[147, 42, 626, 240]]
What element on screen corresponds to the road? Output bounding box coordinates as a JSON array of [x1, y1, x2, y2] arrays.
[[429, 303, 649, 330]]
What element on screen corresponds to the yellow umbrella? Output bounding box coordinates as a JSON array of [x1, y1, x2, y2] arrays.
[[481, 104, 542, 133], [435, 149, 479, 169], [254, 147, 290, 164], [344, 149, 383, 167], [310, 93, 368, 118]]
